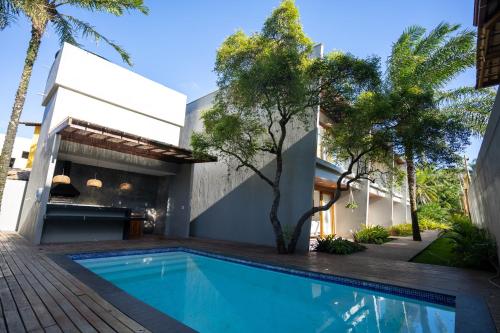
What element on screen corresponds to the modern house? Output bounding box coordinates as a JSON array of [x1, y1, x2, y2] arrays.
[[14, 42, 410, 252]]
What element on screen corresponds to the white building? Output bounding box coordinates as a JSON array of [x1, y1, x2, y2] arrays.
[[0, 134, 32, 169]]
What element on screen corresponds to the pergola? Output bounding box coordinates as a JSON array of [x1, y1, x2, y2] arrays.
[[52, 117, 216, 164]]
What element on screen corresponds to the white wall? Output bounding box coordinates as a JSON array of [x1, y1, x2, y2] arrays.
[[49, 88, 181, 145], [0, 180, 27, 230], [43, 43, 186, 145], [0, 134, 32, 168]]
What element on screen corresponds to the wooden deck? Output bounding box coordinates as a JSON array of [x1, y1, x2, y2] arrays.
[[2, 231, 500, 332], [0, 232, 148, 333]]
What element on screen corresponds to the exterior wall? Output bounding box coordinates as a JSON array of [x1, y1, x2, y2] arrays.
[[0, 134, 32, 168], [0, 180, 27, 231], [181, 92, 317, 252], [335, 182, 370, 237], [368, 194, 393, 227], [469, 86, 500, 257], [166, 164, 194, 238], [44, 43, 186, 127], [42, 43, 186, 146]]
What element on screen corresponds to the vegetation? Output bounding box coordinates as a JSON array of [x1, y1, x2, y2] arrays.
[[376, 23, 495, 241], [0, 0, 148, 210], [413, 216, 497, 271], [315, 235, 366, 255], [353, 225, 390, 244], [442, 216, 497, 270], [388, 224, 413, 236], [412, 237, 459, 266], [192, 0, 389, 253], [389, 220, 449, 236], [419, 217, 450, 231]]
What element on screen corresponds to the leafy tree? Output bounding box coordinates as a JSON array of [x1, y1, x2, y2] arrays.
[[381, 23, 495, 241], [191, 0, 390, 253], [416, 165, 462, 211], [0, 0, 148, 209]]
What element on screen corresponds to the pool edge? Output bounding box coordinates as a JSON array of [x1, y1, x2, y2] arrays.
[[55, 246, 496, 333]]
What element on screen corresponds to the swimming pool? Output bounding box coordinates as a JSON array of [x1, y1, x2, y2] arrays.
[[73, 249, 455, 333]]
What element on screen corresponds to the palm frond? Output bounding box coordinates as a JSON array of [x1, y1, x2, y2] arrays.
[[60, 14, 132, 65], [51, 12, 79, 46], [438, 87, 495, 136], [387, 25, 426, 87], [415, 29, 476, 88], [0, 0, 19, 30], [55, 0, 148, 15], [413, 22, 460, 57]]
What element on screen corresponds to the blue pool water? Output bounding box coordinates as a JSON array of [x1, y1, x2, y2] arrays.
[[75, 250, 455, 333]]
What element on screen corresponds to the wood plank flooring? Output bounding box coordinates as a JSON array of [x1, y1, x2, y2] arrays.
[[0, 232, 148, 333]]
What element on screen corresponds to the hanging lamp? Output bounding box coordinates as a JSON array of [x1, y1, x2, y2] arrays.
[[119, 164, 132, 191], [52, 169, 70, 185], [87, 174, 103, 188]]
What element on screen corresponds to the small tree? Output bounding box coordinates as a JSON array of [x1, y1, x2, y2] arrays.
[[191, 0, 390, 253], [0, 0, 148, 210]]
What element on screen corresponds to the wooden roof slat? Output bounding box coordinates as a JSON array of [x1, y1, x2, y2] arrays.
[[54, 117, 216, 164]]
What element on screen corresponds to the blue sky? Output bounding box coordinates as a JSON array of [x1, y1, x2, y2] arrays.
[[0, 0, 483, 158]]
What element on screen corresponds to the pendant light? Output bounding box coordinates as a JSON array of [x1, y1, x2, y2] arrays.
[[87, 152, 102, 189], [52, 168, 70, 185], [119, 164, 132, 191], [87, 173, 103, 188]]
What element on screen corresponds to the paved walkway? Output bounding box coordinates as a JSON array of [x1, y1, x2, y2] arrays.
[[354, 230, 440, 261]]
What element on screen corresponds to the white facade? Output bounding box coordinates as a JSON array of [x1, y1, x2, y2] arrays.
[[43, 43, 187, 145], [0, 134, 32, 169]]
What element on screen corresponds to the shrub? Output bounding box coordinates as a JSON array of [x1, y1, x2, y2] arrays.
[[315, 235, 366, 255], [418, 203, 449, 223], [442, 216, 497, 270], [419, 217, 450, 231], [388, 223, 413, 236], [353, 225, 390, 244]]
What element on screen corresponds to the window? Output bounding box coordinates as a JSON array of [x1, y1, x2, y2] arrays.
[[9, 158, 15, 168], [21, 151, 29, 159]]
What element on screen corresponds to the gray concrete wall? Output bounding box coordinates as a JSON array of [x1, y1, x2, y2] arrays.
[[165, 164, 193, 238], [181, 92, 317, 252], [469, 86, 500, 257], [368, 194, 393, 227], [335, 182, 370, 238]]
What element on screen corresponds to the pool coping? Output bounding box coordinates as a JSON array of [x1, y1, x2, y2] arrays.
[[51, 246, 496, 333]]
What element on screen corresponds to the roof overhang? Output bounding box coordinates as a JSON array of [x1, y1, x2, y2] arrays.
[[51, 117, 216, 164], [474, 0, 500, 88]]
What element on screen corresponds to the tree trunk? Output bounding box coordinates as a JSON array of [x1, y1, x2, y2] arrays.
[[405, 150, 422, 241], [0, 25, 44, 211]]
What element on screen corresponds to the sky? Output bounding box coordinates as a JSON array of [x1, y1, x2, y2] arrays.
[[0, 0, 484, 159]]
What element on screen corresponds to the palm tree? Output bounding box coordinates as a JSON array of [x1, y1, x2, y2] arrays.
[[0, 0, 148, 209], [385, 23, 494, 241]]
